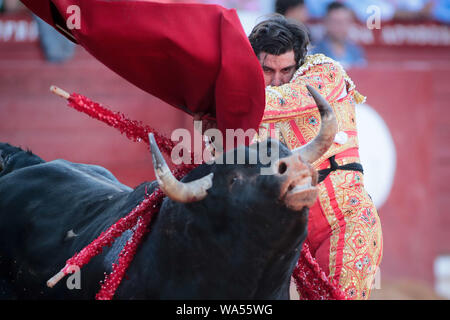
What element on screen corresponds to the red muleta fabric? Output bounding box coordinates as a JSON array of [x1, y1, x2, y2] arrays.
[[20, 0, 266, 136]]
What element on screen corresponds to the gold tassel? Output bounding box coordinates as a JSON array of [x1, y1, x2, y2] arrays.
[[354, 91, 366, 104]]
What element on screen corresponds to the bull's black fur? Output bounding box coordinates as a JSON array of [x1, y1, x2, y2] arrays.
[[0, 141, 308, 299], [0, 144, 44, 178]]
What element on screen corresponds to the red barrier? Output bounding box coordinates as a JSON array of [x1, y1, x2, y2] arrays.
[[349, 64, 448, 284], [1, 12, 449, 290]]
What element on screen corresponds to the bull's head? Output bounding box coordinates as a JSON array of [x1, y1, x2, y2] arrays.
[[144, 85, 337, 298], [149, 85, 337, 212]]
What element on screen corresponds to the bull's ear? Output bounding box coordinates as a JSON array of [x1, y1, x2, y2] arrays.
[[148, 133, 213, 203]]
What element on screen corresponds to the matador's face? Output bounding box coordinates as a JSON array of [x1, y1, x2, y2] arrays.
[[258, 50, 297, 87]]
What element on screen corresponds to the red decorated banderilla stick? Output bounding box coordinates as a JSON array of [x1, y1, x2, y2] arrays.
[[46, 86, 196, 292]]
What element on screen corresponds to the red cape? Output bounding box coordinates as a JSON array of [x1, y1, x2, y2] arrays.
[[21, 0, 265, 135]]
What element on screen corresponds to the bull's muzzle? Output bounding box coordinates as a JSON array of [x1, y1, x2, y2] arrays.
[[272, 153, 319, 210], [269, 85, 338, 210]]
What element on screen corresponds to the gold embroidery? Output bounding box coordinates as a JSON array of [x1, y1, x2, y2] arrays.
[[257, 55, 363, 169], [256, 54, 382, 300], [318, 171, 383, 300]]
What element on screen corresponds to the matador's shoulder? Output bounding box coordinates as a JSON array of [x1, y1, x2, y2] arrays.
[[263, 54, 366, 122], [292, 54, 363, 98]]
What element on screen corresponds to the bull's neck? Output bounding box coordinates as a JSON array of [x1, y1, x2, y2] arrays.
[[115, 184, 305, 299], [253, 234, 305, 299], [121, 207, 304, 299], [126, 181, 158, 204]]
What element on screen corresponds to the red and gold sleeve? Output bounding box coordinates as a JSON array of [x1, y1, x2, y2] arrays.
[[262, 61, 346, 123]]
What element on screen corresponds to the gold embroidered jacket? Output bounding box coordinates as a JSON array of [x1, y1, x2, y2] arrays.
[[255, 54, 366, 169]]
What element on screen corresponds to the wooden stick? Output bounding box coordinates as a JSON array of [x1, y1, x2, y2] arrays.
[[46, 266, 69, 288], [50, 85, 70, 100]]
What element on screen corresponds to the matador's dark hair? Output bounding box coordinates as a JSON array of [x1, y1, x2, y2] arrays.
[[248, 14, 310, 68]]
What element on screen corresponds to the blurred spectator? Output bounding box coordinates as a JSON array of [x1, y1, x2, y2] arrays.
[[381, 0, 436, 21], [311, 2, 367, 68], [0, 0, 75, 62], [275, 0, 309, 23], [392, 0, 432, 19], [303, 0, 333, 19], [0, 0, 24, 13], [343, 0, 402, 22], [34, 15, 75, 63], [431, 0, 450, 23], [347, 0, 450, 23], [304, 0, 397, 22], [305, 0, 449, 23]]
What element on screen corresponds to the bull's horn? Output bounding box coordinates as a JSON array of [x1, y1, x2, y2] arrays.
[[293, 85, 338, 164], [148, 133, 213, 203]]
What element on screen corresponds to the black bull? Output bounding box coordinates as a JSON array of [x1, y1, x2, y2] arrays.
[[0, 86, 337, 299]]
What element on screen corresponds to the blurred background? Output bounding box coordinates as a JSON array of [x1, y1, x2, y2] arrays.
[[0, 0, 449, 299]]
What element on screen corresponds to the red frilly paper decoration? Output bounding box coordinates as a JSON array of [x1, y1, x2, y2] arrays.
[[46, 90, 347, 300], [20, 0, 266, 136], [45, 92, 197, 300]]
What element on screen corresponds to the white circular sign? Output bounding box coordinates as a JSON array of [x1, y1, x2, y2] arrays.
[[355, 103, 396, 209]]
